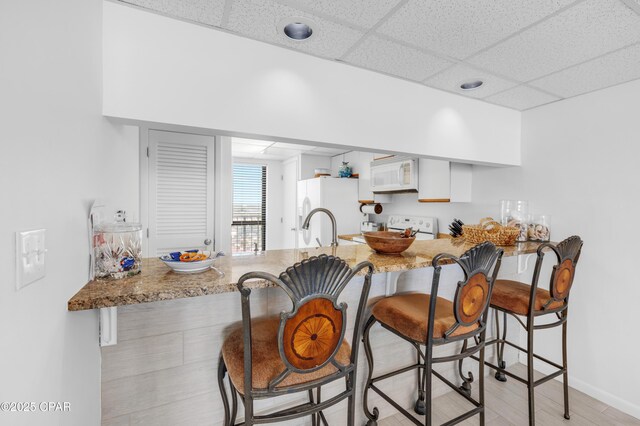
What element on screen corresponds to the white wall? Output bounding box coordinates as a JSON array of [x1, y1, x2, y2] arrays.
[[232, 158, 285, 250], [102, 2, 522, 167], [215, 137, 233, 254], [381, 79, 640, 418], [0, 1, 139, 425], [518, 80, 640, 418], [298, 154, 331, 180]]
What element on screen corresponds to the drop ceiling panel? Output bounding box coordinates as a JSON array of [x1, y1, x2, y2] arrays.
[[261, 146, 302, 157], [249, 153, 287, 160], [283, 0, 402, 28], [231, 138, 273, 147], [121, 0, 225, 26], [225, 0, 364, 59], [468, 0, 640, 82], [424, 64, 518, 99], [344, 35, 452, 82], [232, 138, 348, 160], [311, 147, 348, 155], [485, 85, 560, 110], [272, 142, 313, 150], [376, 0, 576, 60], [621, 0, 640, 14], [232, 144, 268, 154], [530, 43, 640, 98]]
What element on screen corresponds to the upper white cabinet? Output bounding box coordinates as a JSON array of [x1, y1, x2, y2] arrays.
[[373, 153, 394, 161], [418, 159, 472, 203], [330, 152, 391, 204], [449, 162, 472, 203], [357, 152, 391, 204], [418, 159, 450, 202]]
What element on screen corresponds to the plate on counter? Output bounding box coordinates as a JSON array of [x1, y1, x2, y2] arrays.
[[160, 250, 224, 274]]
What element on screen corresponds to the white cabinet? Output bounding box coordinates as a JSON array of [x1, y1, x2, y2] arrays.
[[418, 159, 451, 202], [331, 152, 391, 204], [355, 152, 391, 204], [373, 153, 394, 160], [450, 162, 472, 203], [418, 159, 472, 203]]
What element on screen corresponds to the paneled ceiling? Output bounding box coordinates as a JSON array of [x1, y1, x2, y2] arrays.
[[232, 138, 348, 160], [119, 0, 640, 110]]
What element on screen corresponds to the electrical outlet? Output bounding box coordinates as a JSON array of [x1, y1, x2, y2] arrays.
[[16, 229, 46, 290]]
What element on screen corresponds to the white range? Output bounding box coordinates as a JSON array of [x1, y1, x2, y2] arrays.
[[352, 215, 439, 243]]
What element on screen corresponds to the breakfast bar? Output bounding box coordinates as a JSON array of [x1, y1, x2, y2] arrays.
[[68, 238, 543, 311], [68, 238, 543, 424]]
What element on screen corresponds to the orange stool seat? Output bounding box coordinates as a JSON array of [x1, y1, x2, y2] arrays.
[[491, 279, 563, 315], [222, 316, 351, 395], [372, 293, 478, 342]]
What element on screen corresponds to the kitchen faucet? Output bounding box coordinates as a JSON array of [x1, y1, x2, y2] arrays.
[[301, 208, 338, 247]]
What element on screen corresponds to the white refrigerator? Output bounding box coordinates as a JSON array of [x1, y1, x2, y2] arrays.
[[297, 177, 361, 248]]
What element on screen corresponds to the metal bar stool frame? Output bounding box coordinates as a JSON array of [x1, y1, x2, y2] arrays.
[[469, 236, 583, 426], [362, 242, 504, 426], [217, 254, 374, 426]]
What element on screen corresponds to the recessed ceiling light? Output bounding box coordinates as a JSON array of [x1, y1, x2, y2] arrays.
[[460, 80, 484, 91], [284, 22, 312, 40], [280, 18, 314, 41]]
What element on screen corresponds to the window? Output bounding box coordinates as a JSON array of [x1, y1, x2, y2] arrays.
[[232, 163, 267, 253]]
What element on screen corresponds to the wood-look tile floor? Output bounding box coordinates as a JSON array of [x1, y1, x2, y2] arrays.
[[377, 364, 639, 426]]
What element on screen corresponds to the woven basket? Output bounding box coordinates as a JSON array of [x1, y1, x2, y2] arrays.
[[462, 217, 519, 246]]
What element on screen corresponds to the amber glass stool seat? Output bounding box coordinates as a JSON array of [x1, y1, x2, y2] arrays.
[[362, 242, 504, 426], [475, 236, 583, 426], [217, 254, 374, 426]]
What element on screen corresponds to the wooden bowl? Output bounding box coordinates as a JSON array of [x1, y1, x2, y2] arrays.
[[363, 231, 415, 254]]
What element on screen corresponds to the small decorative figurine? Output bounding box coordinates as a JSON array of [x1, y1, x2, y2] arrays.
[[338, 161, 352, 178]]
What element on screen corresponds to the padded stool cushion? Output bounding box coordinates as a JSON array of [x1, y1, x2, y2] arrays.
[[371, 293, 478, 342], [221, 316, 351, 395], [491, 279, 563, 315]]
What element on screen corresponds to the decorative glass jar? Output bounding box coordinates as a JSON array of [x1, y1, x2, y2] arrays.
[[528, 215, 551, 242], [500, 200, 530, 242], [93, 220, 142, 279]]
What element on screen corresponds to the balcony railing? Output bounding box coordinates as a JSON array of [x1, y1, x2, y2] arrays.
[[231, 215, 265, 253]]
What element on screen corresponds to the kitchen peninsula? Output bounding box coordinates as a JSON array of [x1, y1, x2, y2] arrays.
[[68, 238, 544, 311], [71, 237, 544, 423]]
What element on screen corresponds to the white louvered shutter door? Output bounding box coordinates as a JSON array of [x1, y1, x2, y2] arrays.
[[148, 130, 215, 256]]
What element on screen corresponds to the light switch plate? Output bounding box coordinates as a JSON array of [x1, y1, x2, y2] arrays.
[[16, 229, 46, 290]]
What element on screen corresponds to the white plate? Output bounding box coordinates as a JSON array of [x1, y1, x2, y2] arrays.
[[160, 256, 216, 274]]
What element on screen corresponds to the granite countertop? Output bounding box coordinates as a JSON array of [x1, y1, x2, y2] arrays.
[[68, 238, 544, 311]]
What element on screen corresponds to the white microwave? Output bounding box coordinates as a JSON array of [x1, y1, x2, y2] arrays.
[[370, 156, 419, 193]]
